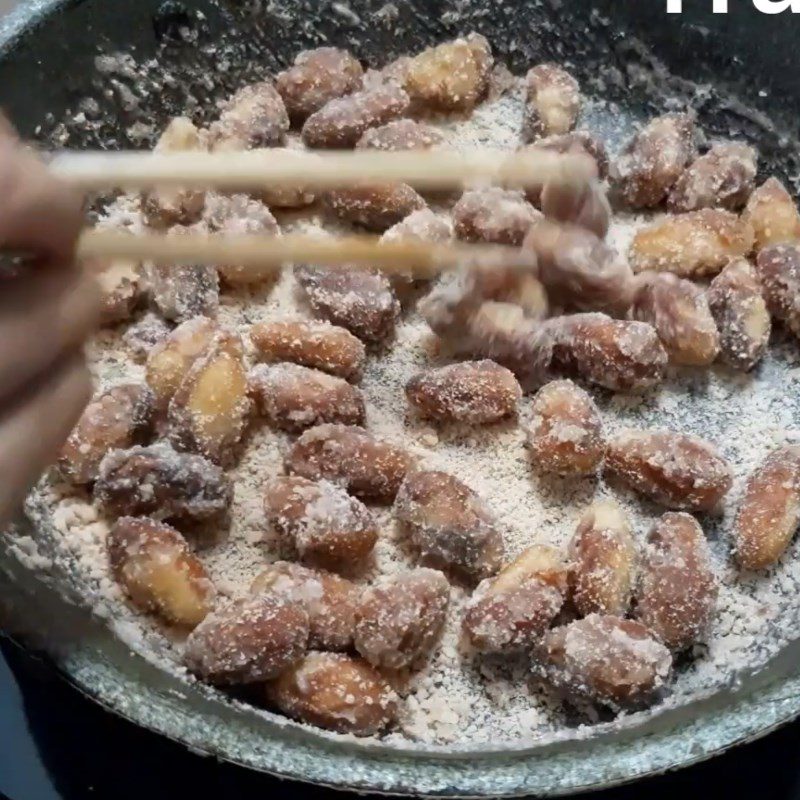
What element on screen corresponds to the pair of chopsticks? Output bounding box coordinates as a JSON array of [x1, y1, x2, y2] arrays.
[[50, 147, 595, 279]]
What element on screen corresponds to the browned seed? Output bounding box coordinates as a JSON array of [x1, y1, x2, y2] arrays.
[[629, 209, 755, 278], [94, 442, 232, 521], [406, 360, 521, 425], [403, 33, 493, 114], [324, 183, 427, 232], [275, 46, 364, 124], [286, 423, 413, 503], [59, 383, 154, 484], [252, 148, 319, 208], [755, 244, 800, 338], [265, 651, 397, 735], [394, 470, 504, 582], [536, 614, 672, 708], [667, 142, 757, 213], [356, 118, 443, 152], [463, 545, 567, 653], [734, 446, 800, 570], [523, 220, 633, 315], [295, 264, 400, 344], [143, 228, 219, 322], [201, 193, 280, 284], [184, 595, 309, 684], [251, 561, 361, 652], [636, 512, 718, 650], [250, 319, 366, 381], [540, 178, 611, 239], [707, 258, 771, 371], [545, 313, 668, 393], [453, 188, 541, 246], [93, 258, 142, 326], [208, 81, 289, 150], [605, 428, 733, 511], [123, 313, 171, 362], [569, 501, 636, 618], [250, 362, 365, 432], [527, 379, 604, 476], [142, 117, 206, 228], [743, 177, 800, 251], [521, 63, 580, 143], [108, 516, 216, 629], [354, 568, 450, 669], [145, 316, 219, 410], [301, 84, 409, 149], [613, 113, 696, 209], [630, 272, 720, 366], [263, 475, 378, 571]]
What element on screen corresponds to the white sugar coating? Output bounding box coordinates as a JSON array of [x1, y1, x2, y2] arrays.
[[12, 82, 800, 750]]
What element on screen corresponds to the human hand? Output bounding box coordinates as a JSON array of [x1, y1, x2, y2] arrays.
[[0, 122, 100, 528]]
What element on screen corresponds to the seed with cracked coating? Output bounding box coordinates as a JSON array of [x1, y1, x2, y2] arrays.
[[94, 259, 142, 326], [249, 362, 365, 432], [406, 360, 521, 425], [108, 517, 215, 628], [523, 220, 632, 314], [286, 424, 412, 502], [629, 209, 754, 278], [94, 442, 232, 521], [59, 383, 154, 484], [295, 264, 400, 344], [354, 568, 449, 669], [276, 46, 363, 124], [453, 188, 541, 246], [545, 313, 667, 392], [301, 85, 409, 149], [208, 81, 289, 150], [536, 614, 672, 708], [569, 501, 636, 617], [522, 63, 580, 142], [394, 470, 503, 582], [735, 446, 800, 570], [743, 177, 800, 251], [707, 258, 771, 370], [463, 545, 567, 653], [605, 429, 732, 511], [251, 561, 360, 651], [527, 379, 604, 476], [403, 33, 492, 113], [145, 316, 219, 410], [668, 142, 757, 213], [636, 512, 718, 650], [250, 319, 365, 381], [266, 652, 397, 735], [184, 595, 309, 684], [540, 178, 611, 239], [167, 329, 249, 465], [124, 313, 171, 362], [614, 113, 696, 208], [755, 244, 800, 338], [253, 148, 318, 208], [630, 272, 720, 366], [263, 476, 378, 571], [142, 117, 206, 228]]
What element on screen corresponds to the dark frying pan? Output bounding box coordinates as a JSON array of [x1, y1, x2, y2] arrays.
[[2, 1, 800, 795]]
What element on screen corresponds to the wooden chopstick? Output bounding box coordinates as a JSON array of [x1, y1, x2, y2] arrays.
[[50, 148, 596, 192], [78, 228, 536, 280]]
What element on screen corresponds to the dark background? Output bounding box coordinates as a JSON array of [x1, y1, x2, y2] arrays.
[[2, 638, 800, 800]]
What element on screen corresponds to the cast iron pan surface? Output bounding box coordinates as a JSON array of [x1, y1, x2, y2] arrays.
[[3, 0, 800, 796]]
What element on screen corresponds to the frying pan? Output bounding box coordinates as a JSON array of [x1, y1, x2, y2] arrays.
[[3, 0, 800, 795]]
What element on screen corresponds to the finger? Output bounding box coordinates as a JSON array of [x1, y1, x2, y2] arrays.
[[0, 353, 92, 529], [0, 266, 102, 400], [0, 134, 84, 261]]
